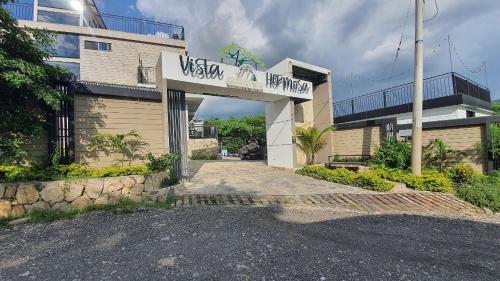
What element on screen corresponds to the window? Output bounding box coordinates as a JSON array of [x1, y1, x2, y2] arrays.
[[37, 10, 80, 26], [466, 111, 476, 118], [49, 33, 80, 58], [46, 61, 80, 80], [84, 40, 111, 51], [38, 0, 82, 11]]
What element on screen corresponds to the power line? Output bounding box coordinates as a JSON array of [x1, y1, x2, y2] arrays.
[[424, 0, 439, 22], [449, 37, 484, 74]]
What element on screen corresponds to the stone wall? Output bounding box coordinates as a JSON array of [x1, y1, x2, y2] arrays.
[[188, 138, 219, 159], [0, 172, 169, 218]]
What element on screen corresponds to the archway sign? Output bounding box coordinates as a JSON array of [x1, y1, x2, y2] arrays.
[[156, 51, 318, 177]]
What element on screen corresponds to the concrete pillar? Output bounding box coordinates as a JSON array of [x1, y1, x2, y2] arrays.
[[266, 98, 296, 169]]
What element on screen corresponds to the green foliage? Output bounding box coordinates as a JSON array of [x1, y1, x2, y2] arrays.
[[0, 3, 72, 164], [206, 115, 266, 154], [446, 163, 476, 184], [423, 138, 462, 172], [456, 174, 500, 212], [370, 165, 453, 193], [143, 152, 180, 186], [190, 152, 218, 160], [216, 43, 265, 68], [491, 101, 500, 115], [372, 138, 411, 169], [353, 171, 395, 192], [90, 130, 148, 166], [296, 126, 333, 165], [0, 164, 152, 183], [295, 166, 394, 192]]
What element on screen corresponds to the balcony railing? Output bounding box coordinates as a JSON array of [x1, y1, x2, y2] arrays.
[[333, 72, 491, 117], [189, 126, 218, 139], [138, 66, 156, 84], [3, 2, 185, 40]]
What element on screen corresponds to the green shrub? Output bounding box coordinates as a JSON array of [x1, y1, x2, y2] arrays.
[[372, 138, 411, 169], [296, 166, 393, 191], [456, 175, 500, 212], [89, 166, 151, 178], [353, 171, 395, 192], [190, 152, 218, 160], [370, 165, 453, 193], [446, 163, 476, 184], [144, 152, 180, 173]]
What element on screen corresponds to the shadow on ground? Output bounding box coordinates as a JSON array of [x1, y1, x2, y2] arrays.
[[0, 205, 498, 280]]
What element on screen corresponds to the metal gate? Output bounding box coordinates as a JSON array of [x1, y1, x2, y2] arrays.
[[47, 82, 75, 164]]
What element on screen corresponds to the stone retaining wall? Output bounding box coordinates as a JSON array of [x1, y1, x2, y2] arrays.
[[0, 171, 169, 218], [188, 138, 219, 158]]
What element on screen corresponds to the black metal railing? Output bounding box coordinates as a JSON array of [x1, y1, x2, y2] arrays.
[[3, 2, 184, 40], [138, 66, 156, 84], [84, 11, 184, 40], [333, 72, 490, 117], [189, 126, 218, 139], [3, 2, 33, 20], [48, 82, 75, 164]]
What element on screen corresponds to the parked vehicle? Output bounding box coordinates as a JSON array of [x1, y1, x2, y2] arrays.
[[240, 140, 264, 160]]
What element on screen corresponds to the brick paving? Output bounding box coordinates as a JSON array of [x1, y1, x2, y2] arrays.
[[175, 192, 485, 215]]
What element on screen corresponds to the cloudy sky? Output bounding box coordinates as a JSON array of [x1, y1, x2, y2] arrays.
[[98, 0, 500, 119]]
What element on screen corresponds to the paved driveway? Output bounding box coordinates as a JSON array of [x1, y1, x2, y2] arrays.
[[182, 160, 379, 195], [1, 207, 498, 280]]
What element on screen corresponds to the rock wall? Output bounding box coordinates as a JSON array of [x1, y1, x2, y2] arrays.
[[0, 171, 169, 218], [188, 138, 219, 159]]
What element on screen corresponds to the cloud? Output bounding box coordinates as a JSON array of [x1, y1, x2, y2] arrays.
[[135, 0, 500, 117]]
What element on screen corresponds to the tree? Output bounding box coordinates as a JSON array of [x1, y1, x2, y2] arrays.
[[216, 43, 265, 69], [90, 130, 148, 166], [205, 115, 266, 154], [296, 126, 333, 165], [0, 0, 71, 164], [491, 101, 500, 115]]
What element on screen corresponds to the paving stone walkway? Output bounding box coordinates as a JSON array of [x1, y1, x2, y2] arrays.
[[175, 192, 485, 216]]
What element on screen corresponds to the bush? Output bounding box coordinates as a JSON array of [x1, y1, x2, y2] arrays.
[[372, 138, 411, 169], [143, 153, 180, 186], [446, 163, 476, 184], [456, 175, 500, 212], [353, 171, 395, 192], [190, 152, 218, 160], [370, 165, 453, 193], [296, 166, 393, 192], [0, 164, 153, 183]]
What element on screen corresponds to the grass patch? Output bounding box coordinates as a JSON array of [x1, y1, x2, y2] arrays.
[[0, 197, 178, 228]]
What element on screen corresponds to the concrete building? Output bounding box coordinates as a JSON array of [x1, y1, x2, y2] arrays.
[[6, 0, 334, 177]]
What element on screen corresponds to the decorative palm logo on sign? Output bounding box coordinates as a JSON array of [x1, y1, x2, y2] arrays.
[[216, 43, 265, 70]]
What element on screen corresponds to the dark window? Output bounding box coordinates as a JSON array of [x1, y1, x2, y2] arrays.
[[466, 110, 476, 118], [45, 61, 80, 80], [37, 10, 80, 26], [49, 33, 80, 58], [84, 40, 111, 51], [38, 0, 81, 10]]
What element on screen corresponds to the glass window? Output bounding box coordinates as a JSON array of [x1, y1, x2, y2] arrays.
[[38, 0, 82, 11], [84, 40, 111, 51], [49, 33, 80, 58], [46, 61, 80, 80], [37, 10, 80, 26]]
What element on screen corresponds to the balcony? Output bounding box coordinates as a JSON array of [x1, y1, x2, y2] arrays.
[[138, 66, 156, 85], [333, 72, 491, 120], [3, 2, 185, 40]]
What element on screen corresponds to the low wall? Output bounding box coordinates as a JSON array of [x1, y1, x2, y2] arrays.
[[188, 138, 219, 158], [333, 126, 382, 156], [0, 171, 169, 218]]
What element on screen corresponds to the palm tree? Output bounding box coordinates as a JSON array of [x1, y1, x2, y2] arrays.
[[296, 126, 333, 165], [90, 130, 147, 166], [423, 138, 461, 171]]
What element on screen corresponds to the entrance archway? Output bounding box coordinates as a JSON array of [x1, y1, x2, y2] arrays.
[[156, 51, 333, 177]]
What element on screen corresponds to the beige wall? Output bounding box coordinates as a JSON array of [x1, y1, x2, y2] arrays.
[[74, 94, 164, 167], [333, 126, 382, 156], [79, 36, 184, 86], [421, 125, 487, 172], [24, 134, 48, 163]]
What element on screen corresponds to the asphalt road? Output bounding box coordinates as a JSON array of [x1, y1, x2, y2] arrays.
[[0, 207, 499, 281]]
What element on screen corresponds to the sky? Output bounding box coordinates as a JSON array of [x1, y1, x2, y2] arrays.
[[96, 0, 500, 119]]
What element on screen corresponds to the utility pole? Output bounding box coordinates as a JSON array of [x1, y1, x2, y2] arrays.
[[447, 34, 453, 73], [411, 0, 424, 175]]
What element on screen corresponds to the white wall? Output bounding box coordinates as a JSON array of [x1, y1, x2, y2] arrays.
[[266, 98, 296, 169]]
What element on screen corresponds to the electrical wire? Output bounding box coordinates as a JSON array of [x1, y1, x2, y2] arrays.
[[424, 0, 439, 22], [449, 38, 484, 74]]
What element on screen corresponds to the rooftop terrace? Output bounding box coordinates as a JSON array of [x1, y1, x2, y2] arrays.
[[4, 1, 185, 40]]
